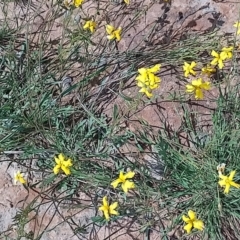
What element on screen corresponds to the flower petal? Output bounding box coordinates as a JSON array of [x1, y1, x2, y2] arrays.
[[230, 181, 240, 189], [186, 84, 195, 93], [233, 21, 240, 28], [54, 156, 60, 164], [190, 61, 196, 68], [184, 223, 193, 234], [138, 68, 147, 75], [182, 215, 191, 223], [229, 170, 236, 181], [211, 50, 219, 58], [148, 64, 161, 73], [220, 51, 227, 61], [122, 180, 135, 193], [193, 220, 204, 231], [19, 176, 26, 184], [195, 88, 203, 100], [103, 209, 110, 220], [102, 196, 108, 207], [111, 179, 122, 188], [148, 72, 155, 83], [191, 79, 202, 87], [53, 165, 61, 175], [188, 210, 196, 220], [219, 174, 227, 180], [83, 22, 89, 29], [106, 25, 114, 34], [210, 59, 218, 66], [200, 82, 211, 90], [218, 179, 226, 187], [184, 70, 190, 78], [74, 0, 83, 7], [218, 60, 224, 69], [136, 74, 147, 83], [61, 166, 71, 175], [107, 35, 115, 40], [145, 90, 153, 98], [190, 69, 196, 76], [224, 183, 231, 194], [124, 171, 135, 179], [109, 202, 118, 215]]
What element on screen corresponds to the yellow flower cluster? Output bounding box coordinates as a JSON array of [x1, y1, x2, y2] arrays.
[[63, 0, 130, 41], [135, 64, 161, 98], [182, 167, 240, 234], [183, 61, 211, 100], [53, 153, 73, 175], [211, 46, 233, 69], [99, 170, 135, 221], [183, 21, 236, 101]]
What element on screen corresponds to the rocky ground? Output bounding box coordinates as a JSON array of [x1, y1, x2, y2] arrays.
[[0, 0, 239, 239]]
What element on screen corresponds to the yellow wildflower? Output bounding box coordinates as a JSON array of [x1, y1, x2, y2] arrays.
[[124, 0, 130, 4], [106, 25, 122, 41], [99, 196, 118, 220], [74, 0, 83, 7], [83, 20, 97, 33], [53, 153, 73, 175], [210, 50, 227, 69], [111, 171, 135, 193], [201, 65, 216, 77], [182, 210, 204, 233], [183, 61, 196, 78], [136, 64, 161, 98], [233, 21, 240, 35], [14, 171, 26, 184], [221, 46, 233, 60], [186, 78, 210, 100], [218, 170, 240, 194]]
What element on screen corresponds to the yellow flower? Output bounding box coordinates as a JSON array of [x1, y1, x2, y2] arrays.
[[186, 78, 210, 100], [221, 46, 233, 60], [201, 65, 216, 77], [83, 20, 97, 33], [99, 196, 118, 220], [53, 153, 73, 175], [74, 0, 83, 7], [106, 25, 122, 41], [136, 64, 161, 98], [124, 0, 130, 4], [182, 210, 204, 234], [218, 170, 240, 194], [210, 50, 227, 69], [111, 171, 135, 193], [183, 61, 196, 78], [14, 171, 26, 184], [233, 21, 240, 35]]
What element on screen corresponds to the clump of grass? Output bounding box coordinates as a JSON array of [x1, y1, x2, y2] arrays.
[[1, 0, 240, 239]]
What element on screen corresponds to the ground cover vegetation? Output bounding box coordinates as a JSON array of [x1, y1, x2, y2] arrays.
[[1, 0, 240, 239]]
